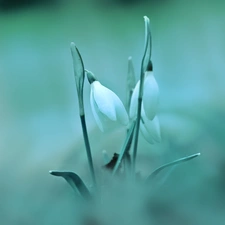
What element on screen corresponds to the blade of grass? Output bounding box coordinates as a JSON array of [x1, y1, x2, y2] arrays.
[[146, 153, 201, 183], [70, 43, 97, 189], [49, 170, 91, 200]]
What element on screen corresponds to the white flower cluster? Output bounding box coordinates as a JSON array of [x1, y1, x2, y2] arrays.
[[87, 68, 161, 144]]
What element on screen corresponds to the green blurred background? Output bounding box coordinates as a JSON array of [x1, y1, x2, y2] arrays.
[[1, 0, 225, 224]]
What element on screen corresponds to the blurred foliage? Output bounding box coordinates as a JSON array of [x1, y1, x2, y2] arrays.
[[0, 0, 58, 11], [1, 0, 225, 224]]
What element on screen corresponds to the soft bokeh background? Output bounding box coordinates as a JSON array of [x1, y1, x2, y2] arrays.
[[1, 0, 225, 224]]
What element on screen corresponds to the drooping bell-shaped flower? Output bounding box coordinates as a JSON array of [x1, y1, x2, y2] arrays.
[[86, 70, 129, 132], [129, 70, 159, 120], [140, 105, 161, 144], [142, 70, 159, 120]]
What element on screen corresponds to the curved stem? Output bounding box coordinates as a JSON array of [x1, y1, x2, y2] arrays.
[[132, 16, 151, 174], [132, 97, 142, 173], [80, 114, 97, 189]]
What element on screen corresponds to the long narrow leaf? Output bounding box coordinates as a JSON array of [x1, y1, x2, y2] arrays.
[[70, 42, 85, 116], [49, 170, 91, 199], [126, 57, 136, 110], [146, 153, 201, 183], [142, 16, 151, 74], [127, 57, 136, 92]]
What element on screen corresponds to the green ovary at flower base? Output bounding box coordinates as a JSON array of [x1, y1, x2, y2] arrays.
[[86, 70, 129, 132]]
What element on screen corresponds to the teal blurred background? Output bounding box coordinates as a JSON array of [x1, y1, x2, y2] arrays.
[[1, 0, 225, 224]]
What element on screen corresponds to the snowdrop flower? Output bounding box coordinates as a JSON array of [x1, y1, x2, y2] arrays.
[[129, 65, 161, 144], [142, 70, 159, 120], [129, 70, 159, 120], [140, 105, 161, 144], [86, 70, 129, 132]]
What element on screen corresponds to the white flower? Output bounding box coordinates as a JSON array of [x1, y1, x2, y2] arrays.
[[129, 71, 159, 120], [140, 105, 161, 144], [129, 70, 161, 144], [129, 79, 140, 120], [142, 71, 159, 120], [90, 81, 129, 132]]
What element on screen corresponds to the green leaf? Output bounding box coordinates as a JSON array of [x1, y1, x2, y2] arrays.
[[70, 42, 85, 116], [126, 57, 136, 110], [127, 57, 136, 90], [49, 170, 91, 200], [146, 153, 201, 184], [138, 16, 151, 105], [112, 121, 136, 175], [142, 16, 151, 76], [132, 16, 152, 173]]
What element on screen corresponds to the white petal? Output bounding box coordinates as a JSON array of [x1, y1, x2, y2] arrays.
[[141, 106, 161, 143], [143, 71, 159, 120], [140, 121, 155, 144], [90, 89, 105, 131], [144, 116, 161, 143], [129, 81, 140, 119], [91, 81, 129, 130], [114, 96, 129, 125], [92, 81, 117, 121]]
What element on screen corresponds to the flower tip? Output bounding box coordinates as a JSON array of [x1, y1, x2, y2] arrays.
[[49, 170, 56, 175], [70, 42, 78, 53], [128, 56, 132, 61], [70, 42, 76, 48], [70, 42, 82, 62], [143, 16, 150, 23]]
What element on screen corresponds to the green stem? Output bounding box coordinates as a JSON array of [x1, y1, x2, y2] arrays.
[[146, 153, 201, 183], [112, 120, 136, 175], [131, 17, 151, 174], [132, 97, 142, 173], [80, 114, 97, 188]]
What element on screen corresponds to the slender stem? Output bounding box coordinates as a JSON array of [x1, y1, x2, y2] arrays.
[[112, 120, 136, 175], [132, 97, 142, 173], [127, 90, 132, 113], [132, 17, 151, 174], [80, 114, 97, 188]]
